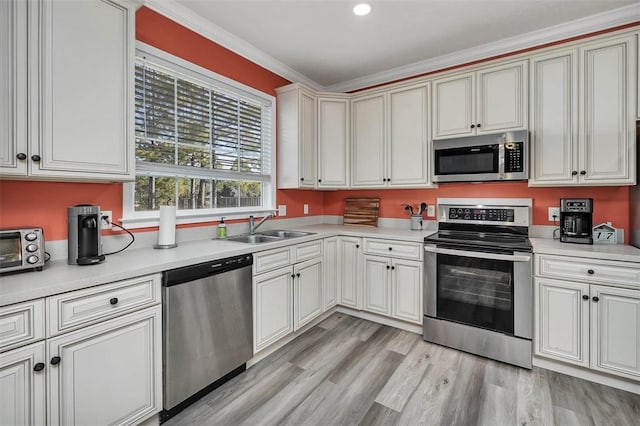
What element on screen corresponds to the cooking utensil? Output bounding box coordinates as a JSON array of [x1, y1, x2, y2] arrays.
[[419, 202, 427, 215], [402, 204, 414, 215]]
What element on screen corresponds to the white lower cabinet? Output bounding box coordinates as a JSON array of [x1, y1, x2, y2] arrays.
[[0, 274, 163, 426], [364, 256, 391, 315], [338, 237, 363, 309], [535, 276, 640, 381], [253, 268, 294, 352], [294, 258, 323, 330], [0, 342, 46, 426], [47, 306, 162, 426]]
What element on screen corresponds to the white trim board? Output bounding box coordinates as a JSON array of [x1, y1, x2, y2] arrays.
[[437, 198, 533, 207], [143, 1, 638, 92]]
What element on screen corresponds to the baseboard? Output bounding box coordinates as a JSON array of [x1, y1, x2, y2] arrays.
[[335, 306, 423, 334], [533, 356, 639, 394]]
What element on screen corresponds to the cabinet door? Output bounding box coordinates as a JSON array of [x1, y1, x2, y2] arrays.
[[529, 50, 579, 186], [388, 84, 430, 186], [299, 89, 317, 187], [391, 259, 422, 324], [579, 35, 637, 185], [317, 97, 349, 188], [534, 278, 589, 367], [432, 72, 474, 138], [351, 93, 386, 187], [363, 255, 391, 316], [0, 0, 28, 176], [254, 267, 294, 351], [323, 237, 339, 310], [28, 0, 134, 180], [476, 60, 528, 133], [338, 237, 362, 309], [294, 258, 323, 330], [47, 306, 162, 426], [590, 285, 640, 380], [0, 342, 46, 426]]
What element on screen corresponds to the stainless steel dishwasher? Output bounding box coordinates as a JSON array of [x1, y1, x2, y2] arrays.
[[161, 253, 253, 421]]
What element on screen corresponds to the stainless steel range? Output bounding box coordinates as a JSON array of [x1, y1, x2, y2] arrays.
[[423, 198, 533, 368]]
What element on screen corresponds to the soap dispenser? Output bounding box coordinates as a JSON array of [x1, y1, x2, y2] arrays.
[[216, 217, 227, 239]]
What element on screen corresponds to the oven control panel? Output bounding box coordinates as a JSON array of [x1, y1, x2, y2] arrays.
[[448, 208, 515, 222]]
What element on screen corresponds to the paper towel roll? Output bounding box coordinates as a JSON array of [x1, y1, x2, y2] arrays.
[[157, 205, 176, 246]]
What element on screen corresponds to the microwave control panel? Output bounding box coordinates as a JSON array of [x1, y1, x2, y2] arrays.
[[504, 142, 524, 173], [448, 208, 515, 222]]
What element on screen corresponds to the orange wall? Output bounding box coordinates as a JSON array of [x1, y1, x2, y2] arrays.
[[0, 8, 634, 242]]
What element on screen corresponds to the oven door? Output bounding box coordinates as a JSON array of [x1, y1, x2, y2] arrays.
[[0, 232, 23, 270], [424, 244, 532, 339]]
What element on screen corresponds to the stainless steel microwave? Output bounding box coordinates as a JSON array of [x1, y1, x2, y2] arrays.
[[433, 130, 528, 183], [0, 227, 45, 273]]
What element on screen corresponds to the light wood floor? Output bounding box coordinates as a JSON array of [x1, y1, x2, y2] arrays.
[[165, 313, 640, 426]]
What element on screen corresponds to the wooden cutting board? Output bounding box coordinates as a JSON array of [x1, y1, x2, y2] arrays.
[[343, 198, 380, 227]]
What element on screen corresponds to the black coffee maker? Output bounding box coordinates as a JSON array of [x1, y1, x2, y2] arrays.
[[68, 205, 106, 265], [560, 198, 593, 245]]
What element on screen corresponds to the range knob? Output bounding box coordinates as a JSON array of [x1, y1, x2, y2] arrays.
[[26, 244, 38, 253], [26, 255, 39, 264], [25, 233, 37, 241], [464, 209, 471, 214], [464, 214, 471, 220], [457, 208, 464, 214]]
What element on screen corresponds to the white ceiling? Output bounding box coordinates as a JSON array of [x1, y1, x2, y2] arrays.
[[154, 0, 639, 91]]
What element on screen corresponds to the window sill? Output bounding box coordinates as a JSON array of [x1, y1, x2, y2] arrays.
[[120, 207, 277, 229]]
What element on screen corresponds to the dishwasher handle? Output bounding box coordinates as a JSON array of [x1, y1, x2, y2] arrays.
[[163, 254, 253, 287]]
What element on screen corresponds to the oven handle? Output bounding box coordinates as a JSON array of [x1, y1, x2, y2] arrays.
[[423, 245, 531, 262]]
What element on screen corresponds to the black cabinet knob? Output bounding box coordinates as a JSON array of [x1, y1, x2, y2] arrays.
[[386, 265, 390, 269], [477, 123, 481, 128], [318, 179, 322, 183], [571, 171, 578, 176], [50, 356, 61, 365], [110, 297, 118, 305], [300, 177, 304, 181], [582, 295, 589, 300], [391, 266, 395, 270], [580, 170, 586, 175], [296, 273, 300, 278], [291, 274, 295, 278], [382, 178, 387, 182], [355, 244, 359, 248], [592, 296, 600, 302], [470, 124, 475, 129], [31, 154, 41, 162], [34, 362, 45, 372], [587, 269, 594, 275], [16, 153, 27, 160], [388, 247, 392, 251]]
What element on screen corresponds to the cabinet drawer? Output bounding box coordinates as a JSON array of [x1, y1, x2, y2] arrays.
[[293, 240, 323, 263], [46, 274, 161, 337], [363, 238, 423, 261], [536, 254, 640, 287], [0, 299, 45, 352], [254, 247, 292, 275]]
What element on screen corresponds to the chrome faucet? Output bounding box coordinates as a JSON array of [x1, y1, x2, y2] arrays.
[[249, 213, 275, 234]]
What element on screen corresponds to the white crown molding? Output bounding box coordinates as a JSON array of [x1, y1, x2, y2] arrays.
[[326, 4, 640, 92], [143, 0, 323, 91], [144, 1, 638, 93]]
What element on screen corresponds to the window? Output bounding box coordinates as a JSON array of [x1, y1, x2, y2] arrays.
[[123, 44, 275, 227]]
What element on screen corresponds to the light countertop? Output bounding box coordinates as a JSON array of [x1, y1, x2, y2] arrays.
[[2, 225, 639, 308]]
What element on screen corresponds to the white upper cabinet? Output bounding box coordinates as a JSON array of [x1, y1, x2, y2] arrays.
[[0, 0, 28, 176], [276, 84, 317, 188], [579, 35, 636, 185], [351, 92, 387, 187], [1, 0, 138, 181], [352, 83, 432, 188], [432, 60, 528, 139], [530, 34, 637, 186], [317, 95, 350, 188], [388, 83, 431, 187]]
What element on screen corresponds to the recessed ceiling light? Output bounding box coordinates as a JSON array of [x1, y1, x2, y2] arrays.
[[353, 3, 371, 16]]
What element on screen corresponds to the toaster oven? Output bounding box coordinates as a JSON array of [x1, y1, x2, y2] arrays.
[[0, 227, 45, 273]]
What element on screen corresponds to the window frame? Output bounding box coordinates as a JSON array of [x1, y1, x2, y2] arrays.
[[122, 42, 277, 229]]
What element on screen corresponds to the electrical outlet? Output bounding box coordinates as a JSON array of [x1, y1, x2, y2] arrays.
[[278, 205, 287, 216], [548, 207, 560, 222], [100, 210, 113, 230], [303, 204, 309, 215], [427, 205, 435, 217]]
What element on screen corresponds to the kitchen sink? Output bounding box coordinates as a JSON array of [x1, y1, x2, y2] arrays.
[[227, 234, 282, 244], [258, 230, 316, 239]]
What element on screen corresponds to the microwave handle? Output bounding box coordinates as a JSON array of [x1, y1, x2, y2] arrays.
[[424, 245, 531, 262], [498, 143, 505, 179]]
